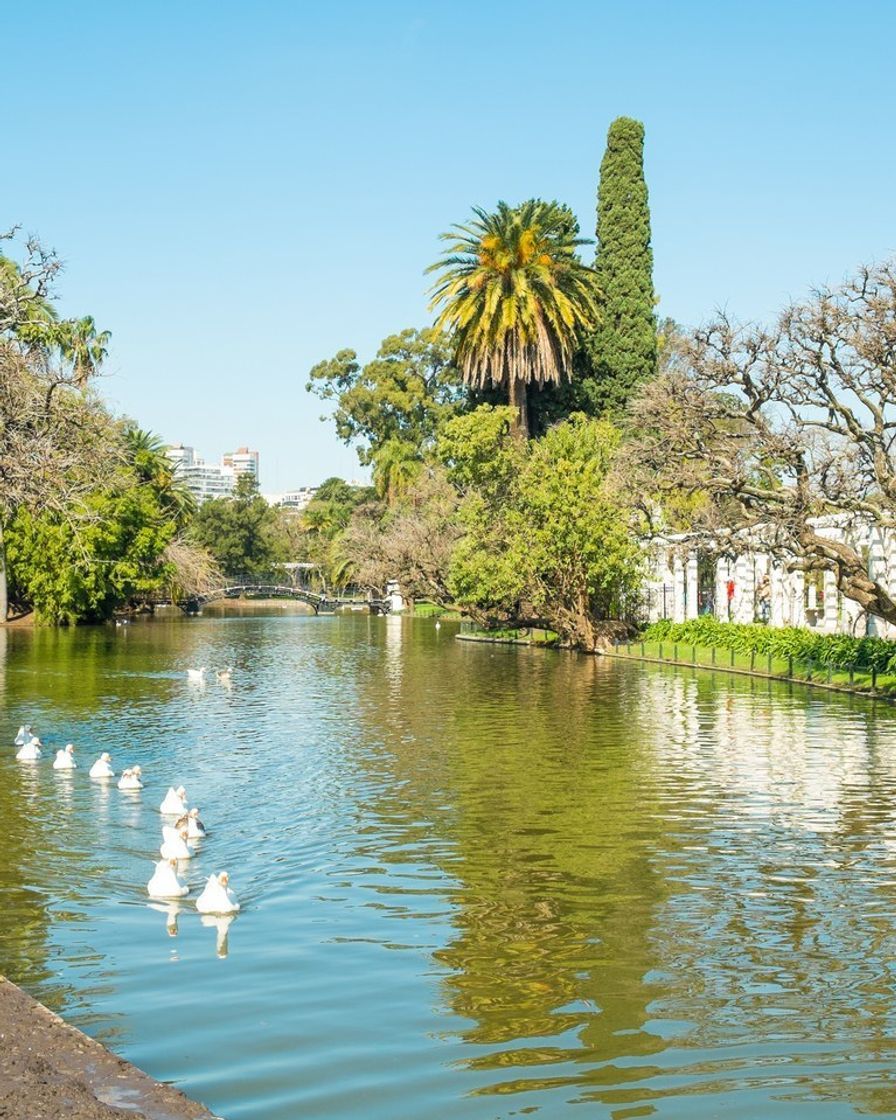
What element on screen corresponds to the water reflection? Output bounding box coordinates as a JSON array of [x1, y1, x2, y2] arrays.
[[201, 913, 235, 958], [3, 619, 896, 1118]]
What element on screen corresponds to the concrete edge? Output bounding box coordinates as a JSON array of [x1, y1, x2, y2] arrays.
[[0, 976, 220, 1120]]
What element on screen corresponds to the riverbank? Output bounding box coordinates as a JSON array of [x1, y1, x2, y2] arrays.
[[0, 977, 216, 1120], [457, 626, 559, 648], [608, 639, 896, 701]]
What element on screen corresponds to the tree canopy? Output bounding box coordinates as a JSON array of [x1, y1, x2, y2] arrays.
[[627, 258, 896, 625], [307, 328, 462, 500], [428, 200, 599, 439], [587, 117, 657, 414]]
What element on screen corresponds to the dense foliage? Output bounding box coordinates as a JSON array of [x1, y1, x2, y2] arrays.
[[643, 617, 896, 674], [440, 409, 643, 648], [428, 200, 598, 439], [189, 475, 289, 579], [588, 117, 657, 414], [306, 329, 463, 501]]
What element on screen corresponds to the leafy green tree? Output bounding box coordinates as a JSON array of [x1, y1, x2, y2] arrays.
[[428, 199, 599, 439], [441, 409, 643, 648], [125, 427, 196, 526], [0, 233, 114, 620], [586, 117, 657, 414], [6, 482, 177, 624], [339, 467, 462, 604], [297, 478, 379, 590], [307, 328, 462, 501], [189, 475, 287, 578]]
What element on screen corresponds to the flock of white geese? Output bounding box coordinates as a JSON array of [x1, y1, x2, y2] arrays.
[[12, 666, 240, 917]]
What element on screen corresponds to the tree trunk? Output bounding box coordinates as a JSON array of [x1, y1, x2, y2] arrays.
[[0, 523, 7, 624], [508, 377, 529, 440], [801, 528, 896, 627]]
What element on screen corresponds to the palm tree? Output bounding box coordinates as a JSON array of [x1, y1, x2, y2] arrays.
[[125, 426, 196, 526], [428, 200, 598, 439], [372, 437, 421, 503], [55, 315, 111, 387]]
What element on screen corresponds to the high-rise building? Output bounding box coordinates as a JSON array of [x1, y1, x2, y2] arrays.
[[165, 443, 260, 504], [222, 447, 260, 483]]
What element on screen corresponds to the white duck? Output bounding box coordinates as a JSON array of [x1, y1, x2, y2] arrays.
[[159, 786, 187, 815], [118, 766, 144, 791], [195, 871, 240, 914], [175, 806, 206, 839], [16, 736, 42, 762], [53, 744, 77, 770], [186, 667, 206, 682], [160, 825, 192, 860], [89, 752, 115, 779], [147, 858, 189, 899], [14, 725, 32, 747]]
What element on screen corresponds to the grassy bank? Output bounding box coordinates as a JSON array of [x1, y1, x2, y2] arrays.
[[612, 618, 896, 696], [459, 626, 559, 647]]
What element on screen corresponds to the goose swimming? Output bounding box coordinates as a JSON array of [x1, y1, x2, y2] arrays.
[[53, 744, 77, 770], [118, 766, 144, 790], [14, 725, 32, 747], [89, 752, 115, 779], [159, 786, 187, 814], [186, 667, 206, 682], [160, 825, 192, 860], [175, 806, 206, 839], [216, 667, 232, 683], [147, 858, 189, 899], [195, 871, 240, 914], [16, 737, 42, 762]]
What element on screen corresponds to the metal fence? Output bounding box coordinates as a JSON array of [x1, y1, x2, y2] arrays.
[[612, 639, 889, 696]]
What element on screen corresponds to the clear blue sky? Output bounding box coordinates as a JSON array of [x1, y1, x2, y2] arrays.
[[5, 1, 894, 489]]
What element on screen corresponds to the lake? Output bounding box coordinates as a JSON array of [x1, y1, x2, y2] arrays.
[[2, 612, 896, 1119]]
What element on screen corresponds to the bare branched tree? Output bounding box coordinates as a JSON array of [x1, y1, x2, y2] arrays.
[[162, 538, 223, 600], [340, 470, 461, 605], [628, 259, 896, 623]]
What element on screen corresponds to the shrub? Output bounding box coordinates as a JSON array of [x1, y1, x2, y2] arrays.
[[641, 618, 896, 673]]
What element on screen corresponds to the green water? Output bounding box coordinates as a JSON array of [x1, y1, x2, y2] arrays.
[[2, 612, 896, 1118]]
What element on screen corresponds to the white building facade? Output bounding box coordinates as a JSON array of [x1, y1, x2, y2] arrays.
[[644, 521, 896, 639], [165, 443, 261, 504]]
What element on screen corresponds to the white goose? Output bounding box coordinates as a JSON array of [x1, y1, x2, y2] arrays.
[[159, 786, 187, 815], [175, 806, 206, 839], [186, 667, 206, 682], [216, 667, 233, 684], [160, 825, 192, 860], [89, 752, 115, 779], [147, 858, 189, 899], [118, 766, 144, 791], [195, 871, 240, 914], [53, 744, 77, 770], [14, 725, 32, 747], [16, 736, 42, 762]]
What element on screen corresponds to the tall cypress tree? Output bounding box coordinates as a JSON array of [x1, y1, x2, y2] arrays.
[[588, 116, 656, 414]]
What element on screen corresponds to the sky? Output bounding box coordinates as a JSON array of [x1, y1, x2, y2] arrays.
[[4, 0, 895, 490]]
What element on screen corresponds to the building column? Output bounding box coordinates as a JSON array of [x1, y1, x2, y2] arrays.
[[672, 554, 685, 622], [685, 553, 699, 620], [823, 570, 838, 633], [770, 561, 786, 627], [789, 570, 805, 628]]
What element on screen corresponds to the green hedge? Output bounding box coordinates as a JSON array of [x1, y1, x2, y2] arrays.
[[643, 617, 896, 674]]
